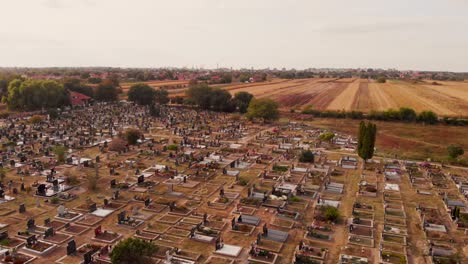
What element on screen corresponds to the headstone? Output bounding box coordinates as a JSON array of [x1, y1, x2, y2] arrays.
[[89, 203, 97, 213], [67, 239, 77, 255], [26, 235, 37, 247], [83, 250, 93, 264], [57, 204, 66, 217], [137, 175, 144, 184], [110, 179, 116, 188], [19, 203, 26, 213], [144, 198, 150, 207], [44, 218, 51, 226], [44, 227, 54, 238]]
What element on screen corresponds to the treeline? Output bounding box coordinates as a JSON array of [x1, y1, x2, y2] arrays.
[[301, 107, 468, 126], [184, 83, 253, 113], [2, 77, 122, 111]]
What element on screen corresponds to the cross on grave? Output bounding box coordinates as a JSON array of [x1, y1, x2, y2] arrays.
[[67, 239, 77, 255], [19, 203, 26, 213]]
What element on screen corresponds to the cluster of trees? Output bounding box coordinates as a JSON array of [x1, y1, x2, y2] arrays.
[[246, 98, 279, 122], [447, 145, 464, 160], [3, 79, 69, 110], [63, 78, 94, 98], [301, 107, 466, 126], [111, 238, 158, 264], [127, 84, 169, 106], [95, 79, 120, 102], [185, 84, 253, 113], [357, 121, 377, 161]]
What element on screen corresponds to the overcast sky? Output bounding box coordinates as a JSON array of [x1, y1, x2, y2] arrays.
[[1, 0, 467, 71]]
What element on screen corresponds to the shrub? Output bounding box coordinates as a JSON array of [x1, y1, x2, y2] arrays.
[[109, 138, 127, 152], [125, 129, 142, 145], [167, 144, 178, 151], [299, 150, 315, 163], [321, 206, 340, 222]]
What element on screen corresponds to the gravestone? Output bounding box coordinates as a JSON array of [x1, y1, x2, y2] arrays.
[[137, 175, 144, 184], [26, 235, 37, 247], [67, 239, 77, 255], [83, 250, 93, 264], [19, 203, 26, 213], [144, 198, 150, 207], [37, 184, 46, 196], [89, 203, 97, 213], [57, 204, 66, 217], [0, 231, 8, 241], [117, 211, 126, 224], [104, 199, 109, 206], [44, 227, 54, 238], [27, 218, 35, 229], [110, 179, 116, 188], [113, 190, 120, 200], [44, 218, 51, 226]]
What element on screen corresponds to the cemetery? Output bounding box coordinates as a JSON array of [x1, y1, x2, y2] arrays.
[[0, 102, 465, 263]]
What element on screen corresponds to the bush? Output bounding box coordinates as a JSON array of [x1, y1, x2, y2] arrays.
[[237, 177, 248, 186], [110, 238, 158, 264], [53, 146, 67, 163], [318, 132, 335, 142], [447, 145, 464, 159], [125, 129, 142, 145], [167, 144, 178, 151], [299, 150, 315, 163], [376, 76, 387, 83], [29, 115, 44, 124], [109, 138, 127, 152], [322, 206, 340, 222], [50, 197, 60, 204]]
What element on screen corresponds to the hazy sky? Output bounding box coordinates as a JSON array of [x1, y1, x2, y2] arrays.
[[1, 0, 468, 71]]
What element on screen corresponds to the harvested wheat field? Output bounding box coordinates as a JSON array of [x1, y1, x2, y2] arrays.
[[121, 80, 189, 93]]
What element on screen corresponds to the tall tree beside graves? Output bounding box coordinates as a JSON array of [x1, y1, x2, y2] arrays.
[[110, 238, 158, 264], [154, 89, 169, 105], [4, 79, 69, 110], [210, 88, 234, 112], [124, 129, 142, 145], [127, 84, 156, 105], [0, 168, 5, 182], [53, 146, 67, 163], [234, 91, 254, 113], [95, 79, 119, 102], [357, 121, 377, 161], [246, 98, 279, 122]]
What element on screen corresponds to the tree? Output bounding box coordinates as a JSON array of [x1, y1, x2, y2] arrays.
[[210, 88, 234, 112], [299, 150, 314, 163], [29, 115, 44, 125], [234, 92, 254, 113], [357, 121, 377, 161], [319, 132, 335, 142], [5, 79, 69, 110], [376, 76, 387, 83], [154, 89, 169, 105], [398, 107, 417, 122], [95, 79, 118, 102], [53, 146, 67, 163], [246, 98, 279, 122], [418, 111, 438, 124], [63, 78, 94, 98], [171, 96, 184, 104], [322, 206, 340, 222], [447, 145, 464, 159], [110, 238, 158, 264], [185, 83, 212, 109], [128, 84, 155, 105], [125, 129, 142, 145], [0, 168, 5, 183]]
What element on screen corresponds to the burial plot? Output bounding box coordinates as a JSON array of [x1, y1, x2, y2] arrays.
[[248, 243, 279, 264], [116, 211, 144, 228], [60, 223, 90, 235], [261, 224, 288, 243], [294, 240, 328, 263], [21, 235, 57, 256], [167, 201, 192, 216], [0, 231, 25, 249], [229, 217, 255, 235], [55, 205, 83, 222], [134, 229, 159, 241], [92, 225, 122, 244], [42, 227, 72, 245], [213, 237, 243, 258]]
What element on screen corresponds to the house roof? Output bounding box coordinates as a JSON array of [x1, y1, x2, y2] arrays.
[[69, 91, 91, 106]]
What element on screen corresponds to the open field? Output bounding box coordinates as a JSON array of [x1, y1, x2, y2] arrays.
[[135, 78, 468, 116], [306, 118, 468, 161], [121, 80, 189, 93]]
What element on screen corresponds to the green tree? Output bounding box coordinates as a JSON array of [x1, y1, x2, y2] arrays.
[[95, 79, 118, 102], [154, 89, 169, 105], [418, 111, 438, 124], [110, 238, 158, 264], [234, 91, 254, 113], [246, 98, 279, 122], [447, 145, 464, 159], [185, 83, 213, 109], [53, 146, 67, 163], [357, 121, 377, 161], [210, 88, 234, 112], [319, 132, 335, 142], [125, 128, 142, 145], [63, 78, 94, 97], [128, 83, 155, 105], [322, 206, 340, 222], [299, 150, 315, 163], [398, 107, 417, 122], [376, 76, 387, 83], [5, 79, 69, 110]]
